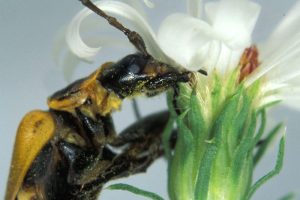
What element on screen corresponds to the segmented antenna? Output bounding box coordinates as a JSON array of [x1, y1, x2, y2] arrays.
[[79, 0, 149, 57]]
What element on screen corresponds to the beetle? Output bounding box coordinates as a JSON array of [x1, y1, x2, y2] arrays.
[[5, 1, 207, 200]]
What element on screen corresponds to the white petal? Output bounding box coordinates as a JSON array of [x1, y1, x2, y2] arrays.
[[157, 13, 213, 70], [246, 2, 300, 87], [245, 33, 300, 87], [260, 82, 288, 94], [278, 86, 300, 110], [186, 0, 202, 17], [66, 6, 102, 62], [127, 0, 147, 18], [61, 36, 130, 82], [259, 95, 282, 108], [205, 0, 261, 49], [282, 99, 300, 111], [189, 40, 221, 72], [66, 1, 171, 64], [260, 0, 300, 58], [195, 41, 244, 74], [211, 42, 244, 74], [261, 85, 300, 110], [143, 0, 155, 8], [157, 13, 245, 73], [266, 57, 300, 86]]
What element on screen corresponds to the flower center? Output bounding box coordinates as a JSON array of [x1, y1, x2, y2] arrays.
[[238, 46, 259, 82]]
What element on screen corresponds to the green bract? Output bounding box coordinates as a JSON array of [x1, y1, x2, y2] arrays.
[[164, 72, 285, 200]]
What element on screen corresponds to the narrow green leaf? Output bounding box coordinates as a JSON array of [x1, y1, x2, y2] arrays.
[[246, 135, 286, 200], [194, 144, 218, 200], [254, 109, 267, 145], [162, 116, 175, 161], [213, 90, 242, 145], [169, 111, 195, 199], [107, 183, 164, 200], [254, 123, 283, 166], [176, 111, 194, 159], [279, 193, 296, 200], [257, 100, 281, 111], [189, 89, 207, 138], [189, 90, 209, 182], [230, 112, 256, 182], [211, 74, 223, 115], [227, 88, 252, 152], [226, 111, 256, 199]]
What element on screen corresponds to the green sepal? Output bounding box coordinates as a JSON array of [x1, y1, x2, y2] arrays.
[[254, 123, 283, 166], [107, 183, 164, 200], [169, 111, 195, 200], [279, 193, 296, 200], [162, 116, 175, 161], [246, 134, 286, 200], [253, 109, 267, 146], [194, 144, 218, 200], [188, 90, 209, 181]]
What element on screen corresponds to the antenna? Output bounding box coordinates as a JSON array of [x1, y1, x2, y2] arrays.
[[79, 0, 149, 57]]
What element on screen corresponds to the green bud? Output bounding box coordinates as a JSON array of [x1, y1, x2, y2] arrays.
[[165, 71, 285, 200]]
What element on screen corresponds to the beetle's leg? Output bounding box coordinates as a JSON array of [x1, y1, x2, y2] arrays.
[[75, 108, 117, 147], [93, 111, 177, 181], [57, 140, 116, 185], [79, 0, 149, 57], [132, 99, 142, 120], [172, 84, 182, 115], [111, 111, 169, 146]]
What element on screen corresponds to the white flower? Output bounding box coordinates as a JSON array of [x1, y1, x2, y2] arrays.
[[61, 0, 300, 109], [245, 1, 300, 109]]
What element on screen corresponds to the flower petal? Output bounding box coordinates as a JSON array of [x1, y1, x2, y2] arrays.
[[260, 84, 300, 110], [143, 0, 155, 8], [278, 86, 300, 110], [245, 32, 300, 87], [246, 1, 300, 87], [126, 0, 147, 18], [282, 99, 300, 111], [260, 0, 300, 58], [205, 0, 261, 49], [266, 56, 300, 86], [259, 95, 282, 108], [66, 1, 172, 64], [157, 13, 213, 70], [157, 13, 245, 73]]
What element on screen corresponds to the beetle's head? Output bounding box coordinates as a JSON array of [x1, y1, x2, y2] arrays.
[[47, 53, 192, 114], [98, 53, 190, 98]]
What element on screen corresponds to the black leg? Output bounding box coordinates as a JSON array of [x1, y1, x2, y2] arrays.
[[75, 108, 117, 147], [111, 111, 170, 146], [132, 99, 142, 120], [83, 111, 177, 187]]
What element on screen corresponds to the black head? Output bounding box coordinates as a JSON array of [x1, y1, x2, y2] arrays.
[[98, 53, 190, 98]]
